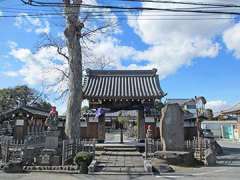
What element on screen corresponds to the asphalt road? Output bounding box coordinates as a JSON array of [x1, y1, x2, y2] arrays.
[[1, 140, 240, 180]]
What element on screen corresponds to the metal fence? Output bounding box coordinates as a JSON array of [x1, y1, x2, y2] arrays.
[[145, 137, 210, 161], [185, 137, 210, 160], [62, 139, 96, 165]]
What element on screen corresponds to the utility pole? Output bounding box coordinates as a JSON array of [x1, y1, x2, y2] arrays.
[[195, 96, 206, 161]]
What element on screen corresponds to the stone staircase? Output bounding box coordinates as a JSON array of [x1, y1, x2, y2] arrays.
[[91, 144, 151, 175]]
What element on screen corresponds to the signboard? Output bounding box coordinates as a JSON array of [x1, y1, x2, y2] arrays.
[[145, 117, 155, 123], [89, 117, 98, 122], [80, 122, 87, 127], [105, 117, 111, 122], [15, 119, 24, 126]]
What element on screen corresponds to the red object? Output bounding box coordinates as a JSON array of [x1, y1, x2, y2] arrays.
[[50, 106, 58, 115]]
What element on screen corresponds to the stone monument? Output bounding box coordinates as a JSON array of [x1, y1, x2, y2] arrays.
[[40, 106, 60, 165], [160, 104, 184, 151]]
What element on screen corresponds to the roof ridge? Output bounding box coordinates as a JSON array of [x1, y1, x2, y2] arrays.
[[86, 68, 158, 76]]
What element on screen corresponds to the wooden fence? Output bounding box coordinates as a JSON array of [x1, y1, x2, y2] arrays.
[[62, 139, 96, 165]]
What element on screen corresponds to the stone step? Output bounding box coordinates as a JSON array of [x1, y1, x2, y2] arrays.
[[96, 166, 145, 173], [101, 151, 142, 156], [96, 163, 144, 168], [96, 144, 139, 150], [104, 147, 137, 151], [89, 171, 152, 175]]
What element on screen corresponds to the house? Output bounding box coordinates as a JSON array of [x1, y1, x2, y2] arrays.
[[166, 97, 207, 140], [219, 103, 240, 140], [0, 106, 65, 142]]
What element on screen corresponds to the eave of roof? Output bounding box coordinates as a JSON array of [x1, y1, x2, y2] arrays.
[[221, 103, 240, 114], [0, 106, 49, 118]]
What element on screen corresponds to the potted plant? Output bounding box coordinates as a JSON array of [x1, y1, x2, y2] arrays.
[[74, 151, 93, 174]]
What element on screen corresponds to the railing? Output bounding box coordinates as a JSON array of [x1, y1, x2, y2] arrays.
[[145, 137, 210, 161], [145, 138, 161, 159], [185, 137, 210, 160], [0, 133, 46, 163], [62, 139, 96, 166]]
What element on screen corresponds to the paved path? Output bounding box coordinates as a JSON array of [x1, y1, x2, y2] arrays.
[[94, 145, 146, 174], [105, 130, 137, 143]]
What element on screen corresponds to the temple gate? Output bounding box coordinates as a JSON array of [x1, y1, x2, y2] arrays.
[[82, 68, 165, 142]]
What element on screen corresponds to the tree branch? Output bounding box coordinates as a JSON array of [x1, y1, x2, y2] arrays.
[[82, 24, 111, 37], [55, 67, 69, 79]]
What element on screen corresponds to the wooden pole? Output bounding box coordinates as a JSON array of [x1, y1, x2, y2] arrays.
[[195, 96, 202, 161]]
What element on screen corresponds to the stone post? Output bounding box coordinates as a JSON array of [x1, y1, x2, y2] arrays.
[[138, 108, 145, 142], [98, 115, 105, 143]]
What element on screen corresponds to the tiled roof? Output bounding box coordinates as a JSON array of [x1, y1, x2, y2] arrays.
[[221, 103, 240, 114], [83, 69, 165, 100], [166, 98, 194, 106], [0, 106, 49, 118]]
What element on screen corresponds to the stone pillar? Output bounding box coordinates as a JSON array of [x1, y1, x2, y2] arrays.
[[41, 131, 60, 166], [160, 104, 184, 151], [45, 130, 59, 149], [98, 115, 105, 143], [138, 108, 145, 142]]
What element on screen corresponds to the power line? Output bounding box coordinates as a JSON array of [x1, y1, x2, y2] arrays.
[[1, 8, 238, 17], [119, 0, 240, 8], [19, 0, 240, 16], [25, 0, 240, 8]]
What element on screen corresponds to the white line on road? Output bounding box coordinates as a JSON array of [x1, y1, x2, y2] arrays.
[[155, 169, 227, 178]]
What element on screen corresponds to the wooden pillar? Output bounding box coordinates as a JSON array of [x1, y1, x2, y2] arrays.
[[138, 108, 145, 142], [98, 115, 105, 143]]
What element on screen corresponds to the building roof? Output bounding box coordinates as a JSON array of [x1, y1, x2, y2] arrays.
[[221, 103, 240, 114], [166, 98, 194, 106], [83, 69, 165, 100], [0, 106, 49, 119]]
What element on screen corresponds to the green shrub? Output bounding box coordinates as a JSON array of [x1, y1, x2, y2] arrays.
[[74, 151, 93, 167]]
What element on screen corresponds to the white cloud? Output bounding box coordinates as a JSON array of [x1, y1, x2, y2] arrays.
[[8, 42, 68, 91], [206, 100, 229, 113], [2, 71, 18, 77], [14, 13, 50, 34], [0, 11, 3, 16], [223, 22, 240, 59], [35, 21, 50, 34], [127, 0, 235, 78]]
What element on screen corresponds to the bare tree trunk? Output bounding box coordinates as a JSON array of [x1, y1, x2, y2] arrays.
[[120, 124, 123, 144], [64, 0, 83, 139]]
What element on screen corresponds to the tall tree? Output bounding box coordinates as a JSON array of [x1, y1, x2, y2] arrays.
[[20, 0, 114, 139], [63, 0, 83, 139]]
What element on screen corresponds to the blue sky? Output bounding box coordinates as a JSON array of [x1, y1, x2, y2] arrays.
[[0, 0, 240, 113]]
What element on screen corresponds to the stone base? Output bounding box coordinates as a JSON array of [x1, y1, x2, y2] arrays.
[[97, 140, 105, 143], [40, 149, 57, 166], [144, 160, 152, 173], [154, 151, 194, 166], [3, 161, 24, 173], [204, 148, 216, 166]]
